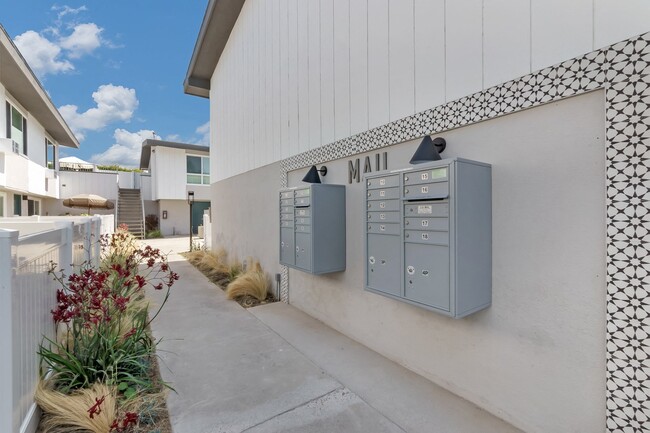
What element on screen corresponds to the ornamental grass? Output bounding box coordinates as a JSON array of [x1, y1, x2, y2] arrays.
[[226, 259, 270, 302], [184, 248, 242, 287], [37, 225, 177, 432]]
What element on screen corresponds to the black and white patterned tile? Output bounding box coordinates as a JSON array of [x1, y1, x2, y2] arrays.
[[279, 32, 650, 431]]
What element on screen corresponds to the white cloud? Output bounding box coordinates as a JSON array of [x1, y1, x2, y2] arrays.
[[90, 128, 155, 166], [14, 30, 74, 77], [195, 121, 210, 146], [52, 4, 88, 20], [59, 23, 103, 59], [59, 84, 138, 140]]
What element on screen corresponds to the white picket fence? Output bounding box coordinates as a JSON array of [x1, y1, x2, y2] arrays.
[[0, 215, 114, 433]]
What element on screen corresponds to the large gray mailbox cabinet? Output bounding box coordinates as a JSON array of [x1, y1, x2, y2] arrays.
[[364, 158, 491, 318], [279, 184, 346, 274]]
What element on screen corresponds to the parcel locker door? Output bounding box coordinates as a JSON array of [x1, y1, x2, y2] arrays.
[[404, 242, 450, 311], [367, 234, 401, 296], [295, 232, 312, 271], [280, 228, 295, 266]]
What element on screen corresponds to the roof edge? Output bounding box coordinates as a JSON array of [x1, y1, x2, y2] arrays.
[[184, 0, 246, 98], [0, 24, 79, 148]]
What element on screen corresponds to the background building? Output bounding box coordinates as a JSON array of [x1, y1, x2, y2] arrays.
[[186, 2, 650, 432], [0, 25, 78, 218]]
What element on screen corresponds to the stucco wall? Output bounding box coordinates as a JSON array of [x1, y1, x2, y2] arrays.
[[210, 90, 607, 432], [210, 161, 282, 284]]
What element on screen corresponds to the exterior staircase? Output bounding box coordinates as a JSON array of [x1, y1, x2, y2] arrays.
[[117, 188, 145, 239]]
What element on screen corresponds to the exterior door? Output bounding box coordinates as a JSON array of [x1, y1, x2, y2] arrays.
[[191, 201, 210, 234]]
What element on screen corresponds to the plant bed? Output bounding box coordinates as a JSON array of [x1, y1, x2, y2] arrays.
[[35, 228, 178, 433], [182, 249, 277, 308]]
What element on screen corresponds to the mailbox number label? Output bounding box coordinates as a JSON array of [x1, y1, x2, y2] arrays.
[[421, 220, 429, 227], [380, 190, 386, 197], [421, 172, 429, 181], [379, 213, 386, 220], [422, 233, 429, 240], [379, 202, 386, 209], [421, 186, 429, 194], [379, 179, 386, 186], [298, 210, 306, 215], [417, 205, 432, 214], [379, 225, 386, 231]]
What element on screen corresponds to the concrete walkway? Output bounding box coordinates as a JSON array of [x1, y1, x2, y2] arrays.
[[145, 237, 521, 433]]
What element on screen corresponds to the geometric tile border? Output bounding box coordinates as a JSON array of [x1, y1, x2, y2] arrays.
[[279, 32, 650, 431]]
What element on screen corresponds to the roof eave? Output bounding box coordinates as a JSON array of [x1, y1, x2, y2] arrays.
[[184, 0, 246, 98], [0, 25, 79, 148]]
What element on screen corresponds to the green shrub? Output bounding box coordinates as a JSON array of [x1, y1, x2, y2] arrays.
[[146, 230, 163, 239]]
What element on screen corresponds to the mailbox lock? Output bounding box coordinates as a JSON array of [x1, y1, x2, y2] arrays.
[[405, 233, 410, 238], [296, 246, 299, 252], [405, 176, 409, 181], [367, 192, 371, 197], [405, 220, 409, 225], [369, 256, 376, 265], [281, 241, 285, 247], [405, 188, 409, 194]]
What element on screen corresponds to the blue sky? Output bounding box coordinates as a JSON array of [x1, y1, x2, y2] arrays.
[[4, 1, 210, 167]]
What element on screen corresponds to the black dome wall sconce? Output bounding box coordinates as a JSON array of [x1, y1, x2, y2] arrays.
[[409, 136, 446, 164], [302, 165, 328, 183]]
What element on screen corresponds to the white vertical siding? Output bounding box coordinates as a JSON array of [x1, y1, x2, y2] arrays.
[[483, 0, 531, 89], [367, 0, 390, 129], [414, 0, 445, 112], [349, 0, 368, 135], [209, 0, 650, 181], [388, 0, 415, 122], [531, 0, 592, 71], [320, 0, 335, 145], [333, 0, 350, 141], [297, 0, 310, 153], [445, 0, 483, 101]]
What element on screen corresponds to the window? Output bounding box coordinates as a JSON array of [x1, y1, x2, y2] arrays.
[[6, 102, 27, 155], [46, 138, 55, 169], [187, 155, 209, 184], [0, 193, 4, 217]]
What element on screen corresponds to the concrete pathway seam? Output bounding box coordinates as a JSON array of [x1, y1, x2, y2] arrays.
[[245, 310, 411, 433], [239, 386, 345, 433]]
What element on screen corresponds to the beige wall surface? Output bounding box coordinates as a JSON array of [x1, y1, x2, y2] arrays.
[[285, 90, 607, 433], [209, 90, 607, 432], [210, 161, 282, 286], [159, 199, 190, 236]]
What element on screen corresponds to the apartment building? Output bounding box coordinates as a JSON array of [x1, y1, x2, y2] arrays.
[[0, 25, 78, 218], [185, 1, 650, 431]]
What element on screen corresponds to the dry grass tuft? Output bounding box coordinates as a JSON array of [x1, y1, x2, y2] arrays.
[[121, 389, 169, 432], [35, 380, 117, 433], [226, 259, 269, 301], [184, 248, 242, 287]]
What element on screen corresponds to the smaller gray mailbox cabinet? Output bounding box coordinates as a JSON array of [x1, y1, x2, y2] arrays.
[[279, 184, 346, 274], [364, 158, 491, 318]]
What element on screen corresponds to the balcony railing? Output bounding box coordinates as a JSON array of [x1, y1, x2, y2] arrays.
[[0, 138, 59, 199]]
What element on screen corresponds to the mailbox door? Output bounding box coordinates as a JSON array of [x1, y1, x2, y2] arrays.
[[367, 234, 401, 296], [295, 232, 312, 271], [404, 242, 450, 311], [280, 228, 295, 266]]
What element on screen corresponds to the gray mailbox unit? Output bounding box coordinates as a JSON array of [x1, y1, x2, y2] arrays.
[[364, 158, 491, 318], [280, 184, 346, 274]]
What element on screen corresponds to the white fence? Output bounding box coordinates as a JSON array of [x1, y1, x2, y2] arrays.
[[203, 211, 212, 250], [0, 215, 114, 433]]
